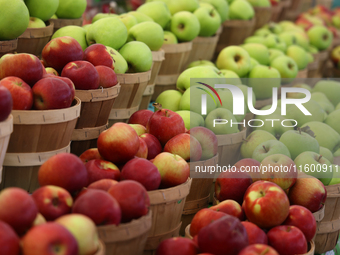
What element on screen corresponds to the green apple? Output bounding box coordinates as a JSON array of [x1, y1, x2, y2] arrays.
[[244, 36, 265, 44], [328, 167, 340, 185], [307, 25, 333, 51], [187, 60, 216, 68], [242, 43, 270, 65], [170, 11, 200, 42], [263, 34, 287, 52], [294, 151, 332, 185], [163, 31, 178, 44], [87, 17, 127, 50], [308, 45, 319, 54], [320, 146, 334, 163], [25, 0, 58, 21], [105, 46, 128, 74], [336, 102, 340, 110], [333, 15, 340, 29], [28, 17, 46, 28], [270, 56, 298, 83], [312, 80, 340, 107], [51, 14, 58, 19], [52, 25, 88, 50], [286, 45, 309, 71], [137, 2, 171, 29], [119, 14, 138, 32], [246, 0, 271, 7], [260, 103, 281, 115], [252, 140, 291, 163], [56, 0, 87, 19], [292, 31, 310, 50], [216, 88, 246, 121], [254, 113, 294, 139], [162, 0, 199, 15], [82, 24, 91, 32], [264, 22, 283, 34], [216, 46, 252, 77], [249, 57, 259, 70], [219, 69, 242, 85], [254, 28, 272, 37], [229, 0, 255, 20], [92, 13, 118, 23], [325, 109, 340, 135], [286, 83, 312, 99], [0, 0, 29, 40], [194, 6, 221, 37], [311, 92, 335, 115], [240, 130, 276, 158], [279, 129, 320, 160], [205, 108, 239, 135], [119, 41, 153, 73], [128, 11, 153, 23], [307, 52, 314, 63], [175, 110, 205, 129], [127, 21, 164, 51], [269, 49, 284, 63], [200, 0, 229, 22], [155, 90, 183, 111], [278, 32, 297, 48], [301, 121, 340, 153]]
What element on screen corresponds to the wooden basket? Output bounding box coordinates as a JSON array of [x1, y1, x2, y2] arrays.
[[313, 50, 330, 78], [307, 60, 320, 78], [49, 17, 83, 33], [271, 3, 283, 22], [253, 7, 272, 31], [109, 71, 151, 126], [97, 211, 152, 255], [313, 205, 325, 242], [143, 178, 192, 254], [95, 240, 106, 255], [279, 0, 292, 21], [0, 39, 17, 58], [16, 21, 54, 57], [152, 42, 192, 101], [140, 50, 165, 110], [332, 67, 340, 78], [1, 98, 81, 192], [0, 115, 13, 183], [71, 85, 120, 156], [316, 0, 333, 9], [314, 183, 340, 254]]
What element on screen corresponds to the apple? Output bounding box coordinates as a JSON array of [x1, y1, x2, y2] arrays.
[[243, 181, 290, 229], [21, 223, 78, 255], [27, 17, 46, 28], [83, 43, 115, 70], [45, 67, 58, 76], [163, 31, 178, 44], [270, 56, 298, 83], [229, 0, 255, 20], [129, 124, 146, 136], [205, 108, 239, 135], [128, 11, 153, 23], [0, 85, 12, 121], [245, 36, 265, 44], [241, 130, 277, 159], [136, 137, 148, 159], [187, 60, 216, 68], [234, 158, 261, 181], [0, 220, 20, 255], [108, 180, 150, 222], [97, 122, 140, 165], [269, 49, 285, 63], [51, 25, 88, 51], [155, 90, 183, 112], [241, 221, 268, 245], [238, 244, 279, 255], [264, 34, 287, 52], [92, 13, 118, 23], [55, 0, 87, 19], [140, 133, 163, 160], [311, 92, 335, 115], [188, 126, 218, 160], [95, 65, 118, 88], [118, 14, 138, 32], [128, 109, 154, 127], [288, 177, 326, 213], [286, 45, 309, 71], [176, 110, 205, 130], [85, 159, 120, 184], [319, 146, 333, 163], [307, 25, 333, 51], [312, 80, 340, 107], [38, 153, 88, 194], [120, 157, 161, 191], [79, 148, 103, 164], [200, 0, 229, 22], [156, 237, 199, 255], [219, 69, 243, 85], [286, 100, 325, 127], [32, 213, 46, 226], [101, 46, 128, 74], [87, 179, 118, 191], [136, 1, 171, 29], [194, 6, 221, 37], [210, 200, 244, 220], [325, 109, 340, 135], [31, 185, 73, 221], [252, 140, 291, 162], [254, 28, 271, 37], [242, 43, 270, 65]]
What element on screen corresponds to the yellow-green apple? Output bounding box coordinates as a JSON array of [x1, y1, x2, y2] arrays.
[[119, 41, 153, 72], [312, 80, 340, 107], [252, 140, 291, 162], [157, 0, 199, 15], [97, 122, 140, 165], [155, 90, 183, 112], [136, 137, 148, 158], [286, 100, 325, 127], [187, 60, 216, 68], [288, 177, 326, 212], [190, 208, 227, 237], [265, 22, 283, 34], [55, 0, 87, 19], [242, 43, 270, 65], [311, 92, 334, 114], [87, 179, 118, 191], [253, 114, 294, 139], [0, 85, 12, 121], [128, 109, 154, 127], [194, 6, 221, 37], [267, 226, 307, 255], [270, 56, 298, 83], [241, 222, 268, 245], [249, 57, 260, 70], [156, 237, 199, 255], [27, 17, 46, 28], [243, 181, 290, 229], [72, 189, 121, 226], [32, 213, 47, 226], [331, 45, 340, 67], [55, 214, 99, 255], [79, 148, 103, 164], [95, 65, 118, 88], [31, 185, 73, 221], [42, 36, 84, 73], [52, 25, 88, 51], [286, 45, 309, 71], [0, 77, 33, 110], [91, 13, 118, 23], [127, 21, 164, 51], [254, 28, 271, 37], [85, 159, 120, 184], [120, 158, 161, 191], [0, 0, 29, 40], [220, 69, 243, 85], [278, 32, 298, 47], [103, 46, 128, 74], [38, 153, 88, 194], [45, 67, 59, 76], [307, 25, 333, 51], [163, 31, 178, 44], [247, 0, 271, 6], [21, 222, 78, 255], [128, 11, 153, 23], [279, 129, 320, 160], [146, 108, 185, 146], [240, 130, 276, 158], [245, 36, 265, 44], [0, 187, 38, 235], [176, 110, 205, 130], [137, 1, 171, 29], [140, 133, 163, 160], [164, 133, 202, 162], [283, 205, 316, 242], [108, 180, 150, 222], [118, 14, 138, 32], [200, 0, 229, 22], [152, 152, 190, 188], [188, 126, 218, 160], [215, 171, 253, 204], [83, 43, 115, 70], [286, 83, 312, 99], [129, 124, 146, 136], [229, 0, 255, 20], [197, 215, 249, 255], [269, 49, 284, 63], [325, 109, 340, 135], [0, 221, 20, 254], [264, 34, 287, 52], [210, 200, 245, 220], [216, 46, 252, 77], [319, 146, 333, 163], [205, 108, 240, 135], [32, 77, 73, 110], [0, 53, 44, 87], [238, 244, 279, 255], [234, 158, 261, 181]]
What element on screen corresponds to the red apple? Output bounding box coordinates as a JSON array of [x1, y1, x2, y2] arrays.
[[61, 61, 100, 90], [42, 36, 84, 72], [21, 222, 78, 255], [128, 109, 153, 127], [210, 200, 244, 220], [238, 244, 279, 255], [97, 122, 140, 165], [146, 108, 185, 146], [108, 180, 150, 222], [188, 127, 218, 160], [243, 181, 290, 229], [87, 179, 118, 191], [32, 77, 73, 110], [79, 148, 103, 164], [0, 85, 12, 121], [95, 65, 118, 88], [31, 185, 73, 221], [241, 221, 268, 245], [85, 159, 120, 184], [0, 53, 44, 86], [38, 153, 88, 194], [164, 133, 202, 162], [0, 77, 32, 110], [156, 237, 199, 255], [0, 221, 20, 255], [152, 152, 190, 188], [136, 137, 148, 158], [83, 43, 115, 69], [45, 67, 59, 76], [52, 76, 75, 101], [234, 158, 261, 182], [140, 133, 162, 160], [72, 189, 121, 226], [267, 225, 307, 255], [197, 215, 248, 255]]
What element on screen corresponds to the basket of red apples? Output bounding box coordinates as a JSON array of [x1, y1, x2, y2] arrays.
[[0, 51, 81, 192]]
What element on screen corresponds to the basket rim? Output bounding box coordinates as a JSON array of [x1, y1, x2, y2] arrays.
[[19, 20, 54, 37], [75, 84, 121, 102], [0, 114, 13, 137]]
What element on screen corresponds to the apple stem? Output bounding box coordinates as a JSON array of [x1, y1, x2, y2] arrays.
[[318, 155, 323, 162], [263, 145, 268, 153], [297, 127, 301, 135], [153, 103, 162, 111]]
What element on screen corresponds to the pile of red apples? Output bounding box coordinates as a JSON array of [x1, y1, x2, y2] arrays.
[[0, 36, 118, 111]]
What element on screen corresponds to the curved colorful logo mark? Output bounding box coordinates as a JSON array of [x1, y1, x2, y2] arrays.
[[196, 82, 222, 107]]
